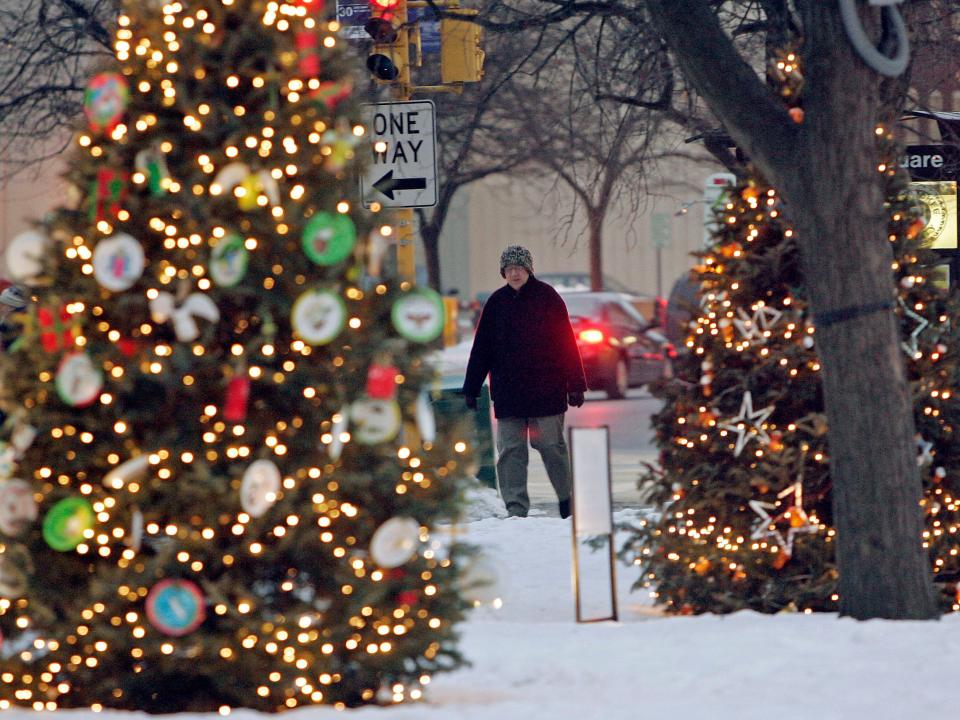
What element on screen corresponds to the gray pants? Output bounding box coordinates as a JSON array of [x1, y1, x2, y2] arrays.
[[496, 414, 571, 517]]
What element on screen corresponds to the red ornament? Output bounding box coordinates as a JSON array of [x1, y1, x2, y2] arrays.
[[396, 590, 419, 606], [117, 337, 139, 357], [296, 31, 321, 78], [312, 79, 352, 108], [89, 168, 129, 223], [366, 363, 398, 400], [224, 374, 251, 423], [37, 305, 77, 353]]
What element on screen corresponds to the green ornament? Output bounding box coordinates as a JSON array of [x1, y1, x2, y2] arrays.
[[391, 288, 445, 343], [42, 497, 95, 551], [302, 212, 356, 266], [210, 233, 249, 287]]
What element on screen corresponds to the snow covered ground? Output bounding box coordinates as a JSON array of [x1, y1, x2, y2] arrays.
[[11, 489, 960, 720]]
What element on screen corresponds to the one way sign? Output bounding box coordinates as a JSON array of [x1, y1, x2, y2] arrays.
[[361, 100, 438, 209]]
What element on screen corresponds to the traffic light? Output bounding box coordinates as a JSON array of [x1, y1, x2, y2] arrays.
[[440, 9, 484, 84], [365, 0, 407, 83]]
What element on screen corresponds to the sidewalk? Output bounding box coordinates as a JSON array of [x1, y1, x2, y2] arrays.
[[526, 449, 658, 512]]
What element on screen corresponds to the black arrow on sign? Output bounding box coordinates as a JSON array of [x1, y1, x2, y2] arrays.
[[372, 170, 427, 200]]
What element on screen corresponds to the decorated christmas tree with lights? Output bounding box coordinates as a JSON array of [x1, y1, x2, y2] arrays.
[[627, 54, 960, 615], [0, 0, 473, 711]]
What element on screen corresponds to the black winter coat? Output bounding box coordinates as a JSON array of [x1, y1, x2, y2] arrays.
[[462, 276, 587, 419]]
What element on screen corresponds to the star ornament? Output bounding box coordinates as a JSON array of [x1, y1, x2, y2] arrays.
[[718, 391, 775, 457], [897, 297, 944, 359], [749, 481, 820, 556], [733, 304, 783, 343]]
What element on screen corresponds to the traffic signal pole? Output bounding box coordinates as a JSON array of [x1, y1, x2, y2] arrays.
[[393, 11, 416, 282], [364, 0, 484, 283]]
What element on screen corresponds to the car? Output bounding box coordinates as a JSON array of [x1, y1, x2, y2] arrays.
[[538, 272, 665, 326], [537, 272, 636, 294], [561, 291, 676, 400]]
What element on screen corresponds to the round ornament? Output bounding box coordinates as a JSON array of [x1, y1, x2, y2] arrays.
[[209, 233, 249, 288], [240, 459, 282, 518], [350, 398, 402, 445], [302, 212, 356, 266], [84, 72, 130, 132], [5, 230, 49, 283], [391, 288, 445, 343], [369, 516, 421, 568], [146, 579, 206, 637], [291, 289, 346, 346], [0, 480, 38, 537], [55, 352, 104, 408], [0, 556, 27, 598], [92, 233, 145, 292], [42, 496, 95, 551]]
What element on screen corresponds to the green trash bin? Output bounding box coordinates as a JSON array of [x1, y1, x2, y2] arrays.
[[433, 376, 497, 488]]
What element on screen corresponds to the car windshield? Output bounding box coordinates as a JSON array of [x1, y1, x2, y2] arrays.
[[563, 295, 605, 319]]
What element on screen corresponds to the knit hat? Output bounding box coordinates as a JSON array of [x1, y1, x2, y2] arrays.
[[0, 284, 28, 311], [499, 245, 533, 278]]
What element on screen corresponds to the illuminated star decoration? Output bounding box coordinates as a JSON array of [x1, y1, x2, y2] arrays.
[[699, 289, 727, 312], [733, 303, 783, 343], [749, 480, 820, 556], [897, 296, 944, 359], [718, 390, 774, 457]]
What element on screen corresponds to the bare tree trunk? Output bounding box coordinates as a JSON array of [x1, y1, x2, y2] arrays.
[[588, 207, 603, 291], [648, 0, 937, 619], [786, 1, 937, 620]]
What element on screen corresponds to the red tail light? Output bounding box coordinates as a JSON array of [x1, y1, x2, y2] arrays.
[[578, 328, 605, 344]]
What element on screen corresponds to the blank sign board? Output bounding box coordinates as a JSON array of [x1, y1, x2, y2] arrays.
[[571, 427, 613, 535], [569, 426, 618, 623]]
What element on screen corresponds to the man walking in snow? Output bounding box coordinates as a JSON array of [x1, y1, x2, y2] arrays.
[[462, 246, 587, 518]]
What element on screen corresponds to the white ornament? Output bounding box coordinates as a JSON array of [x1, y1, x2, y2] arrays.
[[897, 297, 941, 360], [55, 352, 104, 407], [0, 479, 38, 537], [240, 459, 282, 518], [718, 391, 774, 457], [916, 435, 935, 467], [732, 304, 783, 343], [416, 391, 437, 444], [103, 455, 150, 490], [9, 425, 37, 456], [150, 291, 220, 342], [350, 398, 402, 445], [5, 230, 49, 283], [328, 407, 349, 461], [369, 516, 421, 568], [749, 481, 819, 556], [128, 509, 144, 551], [92, 233, 145, 292], [291, 289, 346, 346]]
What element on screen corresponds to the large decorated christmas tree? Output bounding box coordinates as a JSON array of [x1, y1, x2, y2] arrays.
[[0, 0, 471, 711], [627, 54, 960, 615]]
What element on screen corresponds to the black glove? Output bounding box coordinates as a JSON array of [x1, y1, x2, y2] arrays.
[[568, 391, 585, 408], [465, 395, 478, 410]]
